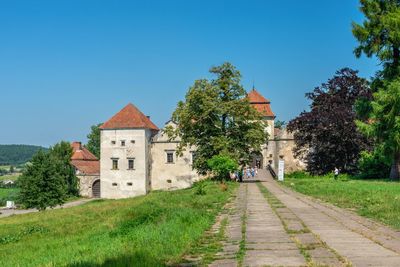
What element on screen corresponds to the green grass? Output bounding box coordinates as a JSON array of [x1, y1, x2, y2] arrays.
[[283, 172, 400, 230], [0, 173, 20, 181], [0, 165, 11, 170], [0, 188, 19, 206], [0, 180, 237, 267]]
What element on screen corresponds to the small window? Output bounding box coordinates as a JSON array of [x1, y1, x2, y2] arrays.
[[131, 140, 135, 144], [121, 140, 126, 146], [112, 159, 119, 170], [111, 141, 116, 145], [167, 179, 172, 183], [127, 182, 133, 186], [128, 159, 135, 170], [112, 183, 118, 186], [166, 152, 174, 163]]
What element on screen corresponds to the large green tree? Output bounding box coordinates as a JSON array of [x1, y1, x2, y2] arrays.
[[18, 150, 67, 210], [353, 0, 400, 179], [86, 123, 102, 159], [167, 62, 267, 175], [49, 141, 79, 196]]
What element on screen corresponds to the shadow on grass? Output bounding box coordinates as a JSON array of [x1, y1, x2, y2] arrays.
[[67, 252, 168, 267]]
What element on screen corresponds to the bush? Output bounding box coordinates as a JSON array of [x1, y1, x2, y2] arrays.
[[207, 154, 238, 180], [194, 180, 207, 195], [358, 149, 391, 179]]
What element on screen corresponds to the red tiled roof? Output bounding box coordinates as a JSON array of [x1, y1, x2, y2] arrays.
[[247, 89, 275, 117], [71, 160, 100, 175], [247, 88, 270, 103], [71, 142, 98, 161], [70, 142, 100, 175], [100, 103, 159, 130]]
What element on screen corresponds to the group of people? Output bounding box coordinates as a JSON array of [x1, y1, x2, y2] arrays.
[[231, 166, 259, 182]]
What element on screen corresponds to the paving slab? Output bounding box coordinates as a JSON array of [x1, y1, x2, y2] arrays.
[[243, 183, 306, 266], [259, 169, 400, 267]]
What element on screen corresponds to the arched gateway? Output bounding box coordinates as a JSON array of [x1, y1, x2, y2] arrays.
[[92, 180, 101, 198], [251, 152, 263, 169]]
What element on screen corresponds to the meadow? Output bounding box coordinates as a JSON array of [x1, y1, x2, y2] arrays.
[[0, 188, 19, 206], [0, 180, 236, 267], [283, 172, 400, 230]]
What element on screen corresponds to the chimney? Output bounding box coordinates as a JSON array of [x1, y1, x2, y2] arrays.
[[72, 141, 82, 150]]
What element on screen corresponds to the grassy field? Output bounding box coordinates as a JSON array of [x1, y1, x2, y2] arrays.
[[282, 172, 400, 230], [0, 173, 20, 181], [0, 181, 237, 267], [0, 188, 19, 206]]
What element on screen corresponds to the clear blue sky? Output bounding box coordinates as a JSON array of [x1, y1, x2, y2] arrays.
[[0, 0, 379, 147]]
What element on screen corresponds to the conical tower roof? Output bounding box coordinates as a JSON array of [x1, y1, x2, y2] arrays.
[[247, 88, 275, 117]]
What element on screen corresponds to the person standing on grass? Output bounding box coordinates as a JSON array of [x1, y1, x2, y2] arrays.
[[334, 167, 339, 180]]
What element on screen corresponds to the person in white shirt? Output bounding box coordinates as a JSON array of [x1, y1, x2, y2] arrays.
[[334, 167, 339, 180]]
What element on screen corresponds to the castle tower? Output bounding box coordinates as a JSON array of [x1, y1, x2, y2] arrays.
[[247, 88, 276, 168], [99, 103, 159, 199]]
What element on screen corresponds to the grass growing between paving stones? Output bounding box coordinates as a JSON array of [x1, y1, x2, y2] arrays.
[[0, 180, 237, 267], [236, 212, 247, 266], [182, 216, 229, 265], [236, 184, 248, 267], [257, 182, 349, 267], [283, 172, 400, 230]]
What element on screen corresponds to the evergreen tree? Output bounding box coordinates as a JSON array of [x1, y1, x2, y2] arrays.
[[49, 141, 79, 196], [353, 0, 400, 179], [19, 150, 67, 210], [86, 123, 102, 159], [167, 62, 267, 175]]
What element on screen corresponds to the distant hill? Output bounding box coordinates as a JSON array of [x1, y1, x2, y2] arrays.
[[0, 145, 48, 165]]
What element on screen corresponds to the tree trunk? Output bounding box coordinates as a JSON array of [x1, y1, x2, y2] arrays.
[[389, 151, 400, 180]]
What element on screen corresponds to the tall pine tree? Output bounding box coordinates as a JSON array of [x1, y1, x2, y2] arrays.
[[353, 0, 400, 179]]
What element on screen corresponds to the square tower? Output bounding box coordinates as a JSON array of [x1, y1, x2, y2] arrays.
[[99, 103, 159, 199]]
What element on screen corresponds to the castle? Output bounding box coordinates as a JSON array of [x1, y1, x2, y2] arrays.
[[71, 89, 304, 199]]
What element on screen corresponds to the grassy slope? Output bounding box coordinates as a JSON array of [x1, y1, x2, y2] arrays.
[[0, 181, 236, 267], [283, 173, 400, 230]]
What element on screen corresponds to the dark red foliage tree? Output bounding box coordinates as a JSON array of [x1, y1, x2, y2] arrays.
[[287, 68, 371, 175]]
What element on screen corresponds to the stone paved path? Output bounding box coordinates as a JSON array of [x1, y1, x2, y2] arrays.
[[0, 198, 94, 218], [208, 170, 400, 267]]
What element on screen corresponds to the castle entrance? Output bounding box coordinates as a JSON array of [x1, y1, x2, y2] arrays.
[[92, 180, 101, 198], [251, 152, 263, 169]]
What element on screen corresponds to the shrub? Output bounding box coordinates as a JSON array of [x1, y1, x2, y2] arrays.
[[358, 149, 391, 179], [219, 182, 228, 192], [194, 180, 207, 195], [207, 154, 238, 181]]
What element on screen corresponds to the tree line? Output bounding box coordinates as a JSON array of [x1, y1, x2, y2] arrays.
[[0, 144, 48, 165], [288, 0, 400, 180]]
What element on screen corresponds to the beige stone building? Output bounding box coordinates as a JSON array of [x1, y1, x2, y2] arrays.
[[70, 142, 100, 198], [72, 89, 303, 199]]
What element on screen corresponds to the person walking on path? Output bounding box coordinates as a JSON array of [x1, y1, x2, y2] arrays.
[[246, 168, 251, 179], [334, 167, 339, 180], [251, 167, 255, 178]]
